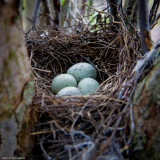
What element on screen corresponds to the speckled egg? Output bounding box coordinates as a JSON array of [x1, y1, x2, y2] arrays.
[[78, 78, 99, 95], [57, 87, 83, 96], [51, 74, 77, 94], [67, 62, 97, 82]]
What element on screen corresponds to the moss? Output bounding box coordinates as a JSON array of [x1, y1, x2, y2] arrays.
[[141, 106, 151, 120], [0, 107, 13, 120], [15, 80, 35, 153], [23, 80, 35, 105], [15, 80, 35, 124], [2, 49, 17, 80], [2, 60, 11, 78], [130, 130, 160, 160], [150, 131, 160, 159], [133, 56, 160, 105], [145, 57, 160, 104], [9, 81, 13, 88], [131, 131, 147, 151], [151, 77, 160, 104], [8, 49, 17, 60], [22, 121, 27, 130], [130, 56, 160, 160], [132, 80, 145, 104]]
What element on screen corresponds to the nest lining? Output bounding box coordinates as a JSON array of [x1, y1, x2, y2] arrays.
[[26, 24, 141, 159]]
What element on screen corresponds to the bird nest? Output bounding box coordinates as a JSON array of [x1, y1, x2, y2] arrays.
[[26, 22, 141, 159]]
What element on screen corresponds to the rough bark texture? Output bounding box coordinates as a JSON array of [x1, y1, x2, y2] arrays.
[[130, 56, 160, 159], [0, 0, 35, 158]]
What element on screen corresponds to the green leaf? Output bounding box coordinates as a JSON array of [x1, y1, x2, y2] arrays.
[[60, 0, 66, 6]]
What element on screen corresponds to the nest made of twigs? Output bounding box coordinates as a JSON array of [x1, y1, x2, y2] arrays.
[[26, 22, 141, 159]]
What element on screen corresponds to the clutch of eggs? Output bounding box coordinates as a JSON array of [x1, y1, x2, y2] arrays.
[[51, 62, 99, 95]]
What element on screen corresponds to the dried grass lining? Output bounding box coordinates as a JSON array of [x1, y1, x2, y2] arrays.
[[26, 24, 141, 159]]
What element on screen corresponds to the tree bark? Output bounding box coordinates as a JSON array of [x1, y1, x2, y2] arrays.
[[130, 55, 160, 159], [0, 0, 35, 158]]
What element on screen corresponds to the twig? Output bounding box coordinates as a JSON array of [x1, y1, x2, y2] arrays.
[[130, 0, 138, 24], [151, 12, 160, 29], [81, 0, 86, 17], [32, 67, 51, 73], [31, 130, 52, 135], [40, 134, 52, 160], [124, 0, 138, 24], [107, 0, 121, 21], [149, 0, 159, 26], [70, 100, 91, 151]]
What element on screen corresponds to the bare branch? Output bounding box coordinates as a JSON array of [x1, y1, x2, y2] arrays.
[[33, 0, 41, 25], [81, 0, 86, 17], [107, 0, 121, 22], [124, 0, 138, 25], [41, 0, 53, 25], [155, 12, 160, 22], [130, 0, 138, 21], [149, 0, 159, 26], [138, 0, 151, 55], [52, 0, 61, 30]]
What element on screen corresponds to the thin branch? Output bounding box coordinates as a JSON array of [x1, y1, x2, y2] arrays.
[[130, 0, 138, 20], [138, 0, 151, 55], [149, 0, 159, 26], [107, 0, 121, 22], [52, 0, 61, 30], [81, 0, 86, 17], [40, 134, 52, 160], [33, 0, 41, 25], [155, 12, 160, 22], [124, 0, 138, 25], [41, 0, 53, 25]]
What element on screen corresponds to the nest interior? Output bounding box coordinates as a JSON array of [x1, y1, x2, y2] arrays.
[[26, 23, 141, 159]]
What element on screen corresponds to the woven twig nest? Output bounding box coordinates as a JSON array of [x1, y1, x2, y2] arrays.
[[26, 24, 141, 159]]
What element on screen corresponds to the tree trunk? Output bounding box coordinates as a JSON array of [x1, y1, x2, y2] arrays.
[[0, 0, 35, 158], [130, 56, 160, 159]]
